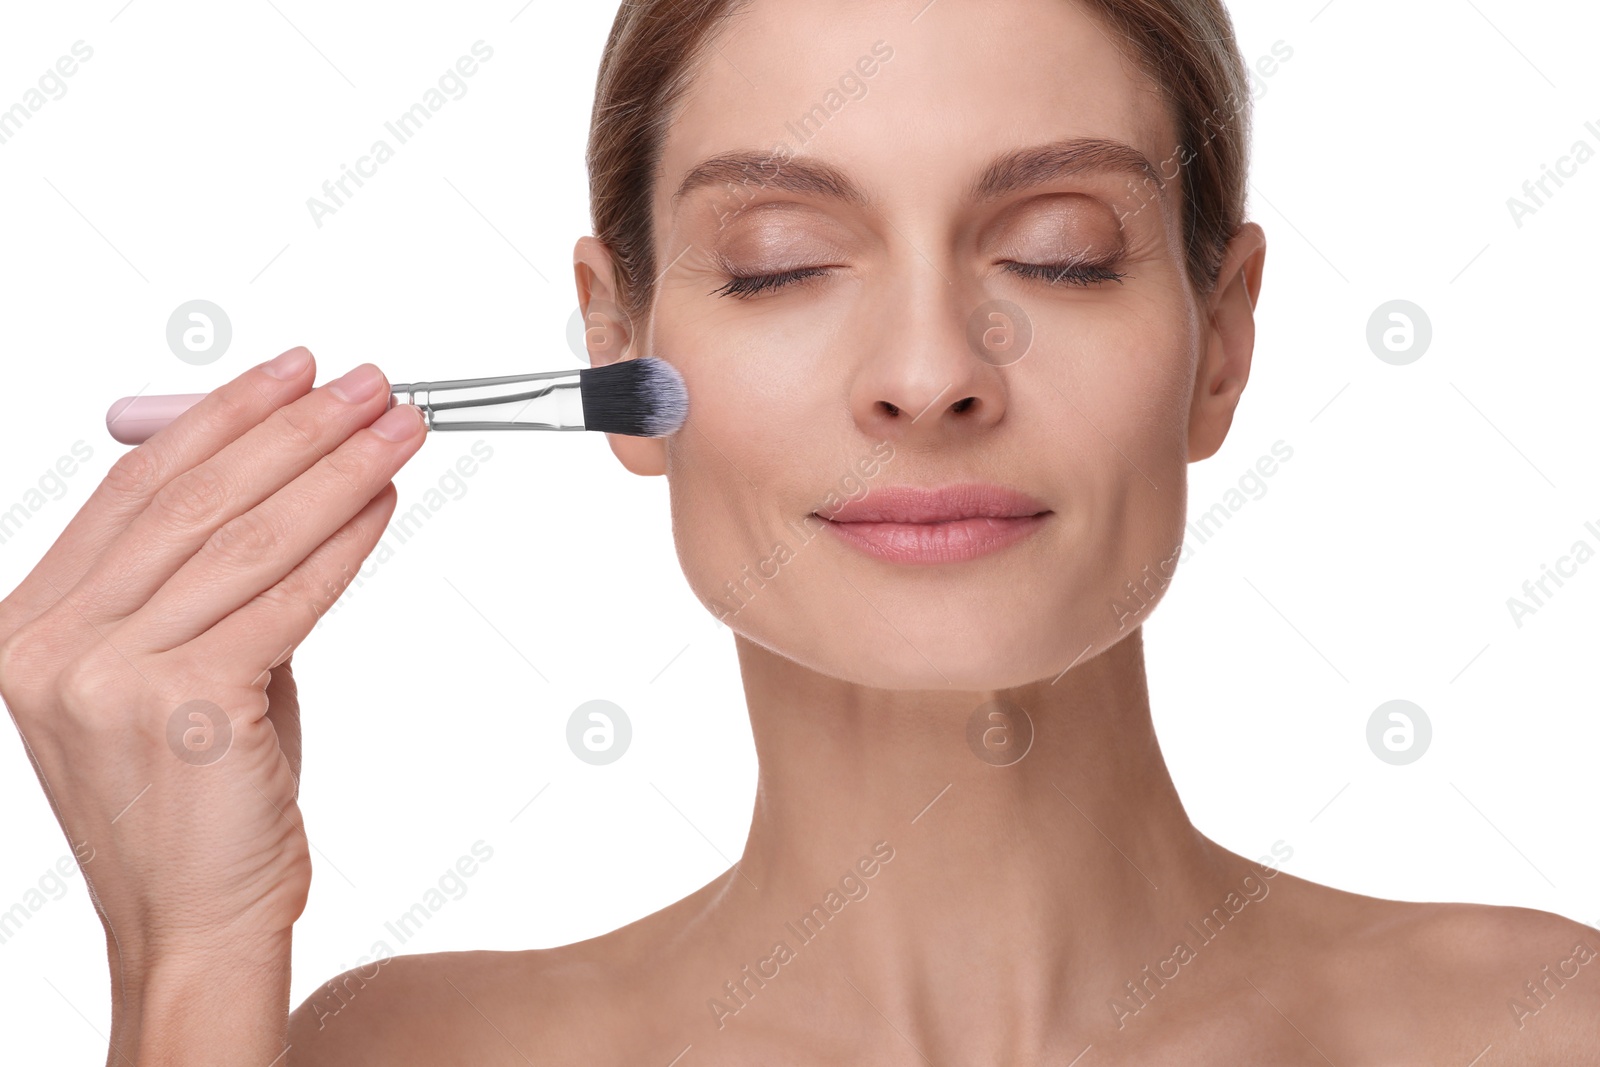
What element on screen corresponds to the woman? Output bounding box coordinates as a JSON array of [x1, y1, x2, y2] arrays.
[[2, 0, 1594, 1062]]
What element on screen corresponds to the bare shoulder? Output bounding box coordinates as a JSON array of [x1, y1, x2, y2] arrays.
[[1214, 861, 1599, 1063], [1282, 876, 1600, 1063], [286, 946, 611, 1066], [1397, 901, 1600, 1064], [285, 875, 727, 1065]]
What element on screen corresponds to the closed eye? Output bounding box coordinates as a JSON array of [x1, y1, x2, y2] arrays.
[[710, 267, 831, 300], [710, 260, 1128, 299], [1002, 261, 1127, 287]]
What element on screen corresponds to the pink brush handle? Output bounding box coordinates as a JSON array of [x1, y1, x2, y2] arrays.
[[105, 393, 212, 445]]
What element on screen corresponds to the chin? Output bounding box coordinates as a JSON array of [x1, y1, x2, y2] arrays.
[[749, 610, 1116, 692]]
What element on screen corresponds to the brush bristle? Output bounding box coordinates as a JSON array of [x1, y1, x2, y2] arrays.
[[578, 358, 689, 437]]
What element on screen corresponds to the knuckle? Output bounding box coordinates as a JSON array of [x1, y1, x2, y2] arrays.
[[53, 648, 133, 730], [103, 447, 163, 502], [209, 388, 257, 427], [56, 654, 108, 714], [0, 627, 39, 698], [60, 646, 197, 734], [151, 465, 232, 530], [203, 508, 281, 567], [250, 577, 295, 613], [0, 615, 78, 709], [254, 580, 316, 629], [303, 561, 357, 620]]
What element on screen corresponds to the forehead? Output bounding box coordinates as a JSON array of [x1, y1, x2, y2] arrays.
[[658, 0, 1173, 213]]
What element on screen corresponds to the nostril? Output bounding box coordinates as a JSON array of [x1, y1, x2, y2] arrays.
[[951, 396, 976, 414]]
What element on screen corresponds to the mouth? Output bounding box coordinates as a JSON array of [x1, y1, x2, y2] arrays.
[[814, 483, 1052, 565]]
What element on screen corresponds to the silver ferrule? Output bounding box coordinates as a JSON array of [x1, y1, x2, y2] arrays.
[[388, 367, 587, 431]]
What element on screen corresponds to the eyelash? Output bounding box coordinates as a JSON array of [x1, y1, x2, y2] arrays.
[[711, 267, 830, 299], [1002, 261, 1128, 287], [710, 262, 1127, 299]]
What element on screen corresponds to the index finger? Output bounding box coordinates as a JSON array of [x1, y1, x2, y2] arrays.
[[0, 346, 318, 634]]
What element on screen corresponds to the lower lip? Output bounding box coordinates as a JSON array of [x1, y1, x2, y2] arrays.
[[817, 513, 1051, 564]]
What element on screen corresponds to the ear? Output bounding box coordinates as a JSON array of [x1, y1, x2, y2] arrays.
[[1187, 222, 1266, 463], [573, 235, 667, 477]]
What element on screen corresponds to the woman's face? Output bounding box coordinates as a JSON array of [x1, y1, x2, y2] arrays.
[[587, 0, 1260, 690]]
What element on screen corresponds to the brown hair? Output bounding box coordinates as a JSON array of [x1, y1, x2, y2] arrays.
[[585, 0, 1252, 320]]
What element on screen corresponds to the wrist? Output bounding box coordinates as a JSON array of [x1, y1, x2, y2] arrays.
[[109, 930, 294, 1065], [114, 925, 294, 978]]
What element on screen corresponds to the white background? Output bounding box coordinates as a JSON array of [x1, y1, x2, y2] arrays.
[[0, 0, 1596, 1057]]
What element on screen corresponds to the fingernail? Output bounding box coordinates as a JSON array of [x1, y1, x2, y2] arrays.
[[328, 364, 385, 404], [261, 346, 311, 380], [370, 403, 422, 442]]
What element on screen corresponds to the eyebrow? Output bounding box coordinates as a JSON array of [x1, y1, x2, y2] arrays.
[[670, 137, 1164, 211]]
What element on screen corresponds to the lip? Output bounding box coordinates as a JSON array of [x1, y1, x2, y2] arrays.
[[815, 483, 1052, 564]]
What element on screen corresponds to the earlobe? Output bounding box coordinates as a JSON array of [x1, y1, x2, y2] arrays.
[[1187, 223, 1266, 463], [572, 235, 668, 478], [609, 434, 668, 477]]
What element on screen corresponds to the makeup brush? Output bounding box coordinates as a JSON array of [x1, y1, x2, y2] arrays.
[[105, 358, 689, 445]]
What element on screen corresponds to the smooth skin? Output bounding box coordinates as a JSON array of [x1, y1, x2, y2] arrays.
[[286, 0, 1592, 1063], [0, 350, 427, 1062], [6, 0, 1597, 1064]]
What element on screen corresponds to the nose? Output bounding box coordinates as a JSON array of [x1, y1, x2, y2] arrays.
[[849, 282, 1010, 444]]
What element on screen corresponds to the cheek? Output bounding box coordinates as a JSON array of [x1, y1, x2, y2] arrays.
[[1054, 203, 1203, 446], [659, 307, 833, 619], [670, 311, 836, 495], [1044, 297, 1195, 626], [1044, 283, 1197, 467]]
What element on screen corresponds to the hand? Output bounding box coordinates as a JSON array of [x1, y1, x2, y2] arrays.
[[0, 346, 428, 1058]]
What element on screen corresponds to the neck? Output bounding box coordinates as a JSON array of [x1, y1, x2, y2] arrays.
[[719, 626, 1245, 1043]]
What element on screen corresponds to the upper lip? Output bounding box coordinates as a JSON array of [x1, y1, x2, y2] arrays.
[[818, 483, 1052, 524]]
